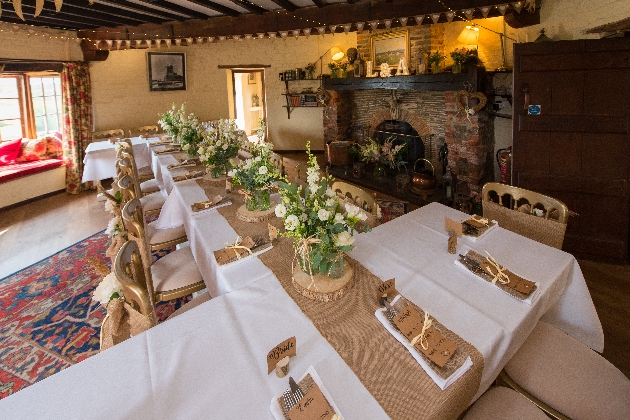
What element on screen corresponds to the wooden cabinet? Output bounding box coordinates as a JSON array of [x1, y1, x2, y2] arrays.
[[512, 37, 630, 263]]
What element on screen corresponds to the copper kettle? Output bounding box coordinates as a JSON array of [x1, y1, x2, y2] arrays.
[[412, 158, 436, 190]]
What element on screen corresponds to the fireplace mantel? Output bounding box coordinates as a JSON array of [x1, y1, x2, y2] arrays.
[[323, 66, 482, 92]]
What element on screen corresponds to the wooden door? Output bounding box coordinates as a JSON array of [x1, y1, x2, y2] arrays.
[[512, 38, 630, 264]]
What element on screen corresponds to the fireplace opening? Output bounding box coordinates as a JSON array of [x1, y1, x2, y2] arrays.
[[373, 120, 426, 169]]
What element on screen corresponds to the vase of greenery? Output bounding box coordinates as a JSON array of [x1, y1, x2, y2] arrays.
[[197, 118, 243, 178], [428, 51, 446, 74]]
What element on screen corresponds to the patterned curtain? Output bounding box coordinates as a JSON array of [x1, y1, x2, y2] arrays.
[[61, 62, 93, 194]]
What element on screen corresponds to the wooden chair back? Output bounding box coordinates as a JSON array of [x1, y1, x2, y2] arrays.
[[114, 240, 156, 317], [121, 198, 152, 269], [129, 125, 160, 138], [93, 129, 125, 141], [331, 181, 378, 215], [270, 152, 284, 175], [482, 182, 569, 249]]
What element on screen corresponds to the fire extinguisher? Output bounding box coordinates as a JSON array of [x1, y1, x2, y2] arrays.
[[496, 147, 512, 184]]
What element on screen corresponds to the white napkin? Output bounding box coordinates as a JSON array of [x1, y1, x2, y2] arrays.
[[454, 259, 540, 305], [375, 307, 473, 391], [270, 366, 344, 420]]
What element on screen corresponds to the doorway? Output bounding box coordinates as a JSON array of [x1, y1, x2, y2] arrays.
[[230, 69, 266, 139]]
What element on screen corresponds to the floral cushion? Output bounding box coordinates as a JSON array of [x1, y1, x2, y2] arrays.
[[0, 138, 23, 166], [15, 134, 63, 162]]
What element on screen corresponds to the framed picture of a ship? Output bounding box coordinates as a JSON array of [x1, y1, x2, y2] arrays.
[[148, 52, 186, 91], [370, 29, 409, 71]]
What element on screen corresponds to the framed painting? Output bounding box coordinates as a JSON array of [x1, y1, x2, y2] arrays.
[[248, 72, 257, 84], [370, 30, 409, 70], [147, 52, 186, 91]]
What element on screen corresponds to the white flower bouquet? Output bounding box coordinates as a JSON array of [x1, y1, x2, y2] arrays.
[[353, 137, 406, 170], [229, 120, 281, 211], [197, 118, 243, 178], [275, 142, 367, 277], [158, 103, 186, 138], [92, 272, 124, 306]]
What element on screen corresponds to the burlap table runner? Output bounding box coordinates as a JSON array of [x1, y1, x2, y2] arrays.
[[195, 183, 484, 419]]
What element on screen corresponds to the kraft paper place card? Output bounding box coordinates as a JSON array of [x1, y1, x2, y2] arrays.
[[393, 305, 457, 368], [267, 337, 297, 375], [213, 236, 255, 265], [480, 262, 536, 295], [191, 195, 224, 212], [226, 179, 232, 193], [376, 278, 397, 304], [445, 218, 464, 236], [268, 223, 278, 242], [288, 384, 336, 420]]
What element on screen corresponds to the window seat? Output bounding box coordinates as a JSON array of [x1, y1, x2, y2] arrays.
[[0, 159, 66, 208]]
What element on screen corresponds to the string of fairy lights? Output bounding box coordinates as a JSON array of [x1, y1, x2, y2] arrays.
[[0, 2, 525, 50]]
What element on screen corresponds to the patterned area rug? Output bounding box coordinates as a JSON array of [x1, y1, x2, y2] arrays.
[[0, 230, 191, 399]]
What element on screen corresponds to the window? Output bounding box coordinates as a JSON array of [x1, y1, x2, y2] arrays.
[[0, 73, 62, 142]]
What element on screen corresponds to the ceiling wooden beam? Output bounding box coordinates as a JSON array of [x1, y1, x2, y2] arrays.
[[64, 0, 181, 22], [311, 0, 325, 7], [135, 0, 210, 20], [2, 10, 99, 29], [269, 0, 298, 12], [184, 0, 241, 17], [226, 0, 266, 15], [35, 2, 150, 27]]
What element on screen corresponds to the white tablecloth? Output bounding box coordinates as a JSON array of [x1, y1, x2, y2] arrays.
[[81, 137, 159, 182], [0, 277, 389, 420], [349, 202, 604, 399]]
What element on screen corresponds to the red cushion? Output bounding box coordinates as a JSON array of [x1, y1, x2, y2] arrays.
[[0, 138, 23, 166], [0, 159, 64, 183]]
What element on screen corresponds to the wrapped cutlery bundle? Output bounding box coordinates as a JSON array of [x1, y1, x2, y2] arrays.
[[213, 236, 273, 267], [455, 250, 539, 304], [154, 147, 180, 154], [270, 366, 343, 420], [191, 195, 228, 212], [445, 215, 497, 241], [148, 141, 169, 147], [167, 158, 199, 169], [173, 170, 205, 182], [375, 294, 473, 390]]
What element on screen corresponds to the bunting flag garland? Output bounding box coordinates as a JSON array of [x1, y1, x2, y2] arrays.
[[6, 2, 531, 50]]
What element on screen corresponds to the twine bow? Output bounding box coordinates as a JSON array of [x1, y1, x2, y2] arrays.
[[410, 311, 433, 350], [484, 251, 510, 285], [223, 236, 253, 260], [471, 215, 489, 226], [238, 189, 253, 202], [292, 236, 323, 290]]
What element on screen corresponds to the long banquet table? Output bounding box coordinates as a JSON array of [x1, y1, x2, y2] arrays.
[[1, 147, 604, 419], [81, 136, 161, 183]]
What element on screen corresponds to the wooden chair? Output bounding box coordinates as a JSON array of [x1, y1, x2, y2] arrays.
[[500, 321, 630, 420], [117, 140, 155, 182], [120, 201, 205, 303], [92, 128, 125, 142], [481, 182, 569, 249], [270, 152, 284, 176], [331, 181, 378, 216], [462, 386, 550, 420], [122, 197, 187, 253], [118, 173, 165, 216], [129, 125, 160, 138]]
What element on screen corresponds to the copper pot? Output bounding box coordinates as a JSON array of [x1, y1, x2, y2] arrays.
[[412, 158, 436, 190], [327, 141, 353, 166]]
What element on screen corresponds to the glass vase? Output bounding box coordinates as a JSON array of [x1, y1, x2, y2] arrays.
[[245, 189, 271, 211], [330, 69, 339, 78], [297, 247, 344, 279], [373, 163, 387, 182], [452, 61, 462, 74], [431, 62, 442, 74]]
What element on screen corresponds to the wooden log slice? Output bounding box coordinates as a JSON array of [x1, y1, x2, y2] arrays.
[[292, 258, 355, 302], [236, 202, 278, 223]]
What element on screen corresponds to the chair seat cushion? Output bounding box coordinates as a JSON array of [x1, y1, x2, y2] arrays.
[[146, 220, 186, 246], [140, 191, 165, 212], [138, 165, 154, 178], [463, 387, 548, 420], [140, 178, 160, 194], [505, 321, 630, 420], [150, 247, 203, 292]]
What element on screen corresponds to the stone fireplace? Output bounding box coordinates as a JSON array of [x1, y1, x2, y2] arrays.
[[321, 24, 494, 197]]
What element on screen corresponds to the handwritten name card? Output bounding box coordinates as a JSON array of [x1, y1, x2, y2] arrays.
[[480, 262, 536, 295], [376, 278, 397, 304], [267, 336, 297, 374]]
